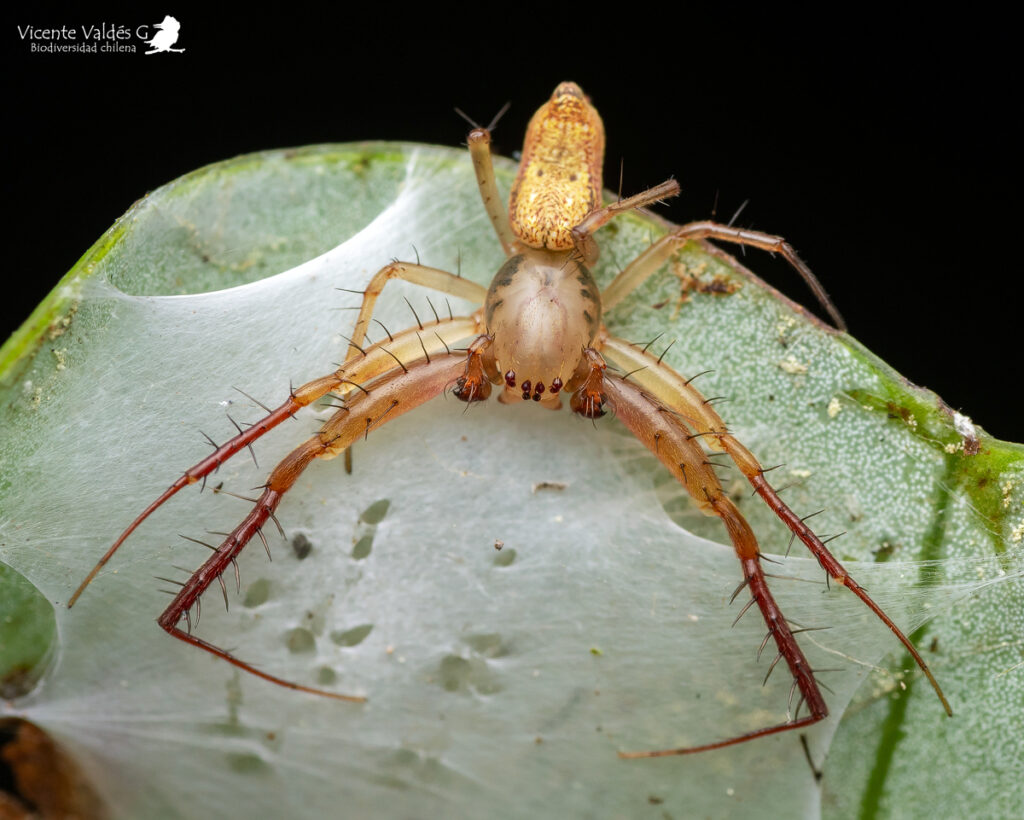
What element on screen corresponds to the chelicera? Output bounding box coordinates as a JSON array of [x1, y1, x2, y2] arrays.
[[68, 81, 951, 756]]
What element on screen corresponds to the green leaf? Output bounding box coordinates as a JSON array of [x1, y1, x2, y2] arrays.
[[1, 144, 1021, 819]]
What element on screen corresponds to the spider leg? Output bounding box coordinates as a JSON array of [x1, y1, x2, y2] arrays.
[[338, 261, 487, 474], [579, 352, 828, 755], [467, 128, 518, 256], [156, 350, 469, 698], [600, 221, 845, 331], [599, 335, 952, 716], [68, 315, 482, 607], [342, 262, 487, 363], [570, 180, 681, 266]]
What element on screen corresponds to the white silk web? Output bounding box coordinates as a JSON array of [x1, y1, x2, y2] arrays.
[[1, 145, 1020, 820]]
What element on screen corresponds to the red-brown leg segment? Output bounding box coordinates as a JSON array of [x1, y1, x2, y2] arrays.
[[337, 262, 486, 474], [156, 350, 470, 699], [748, 474, 952, 716], [68, 315, 482, 608], [599, 335, 952, 717], [580, 351, 829, 755]]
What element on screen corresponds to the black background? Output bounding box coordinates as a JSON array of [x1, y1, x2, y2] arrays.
[[4, 9, 1019, 438]]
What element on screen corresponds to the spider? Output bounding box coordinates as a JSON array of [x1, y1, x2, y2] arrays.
[[67, 81, 951, 757]]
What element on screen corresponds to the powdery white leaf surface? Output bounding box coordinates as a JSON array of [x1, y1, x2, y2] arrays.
[[1, 144, 1022, 819]]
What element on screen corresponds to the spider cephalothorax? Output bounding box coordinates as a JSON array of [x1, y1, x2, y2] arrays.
[[482, 249, 601, 407]]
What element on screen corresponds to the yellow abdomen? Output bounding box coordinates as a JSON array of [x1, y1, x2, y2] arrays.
[[508, 82, 605, 250]]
